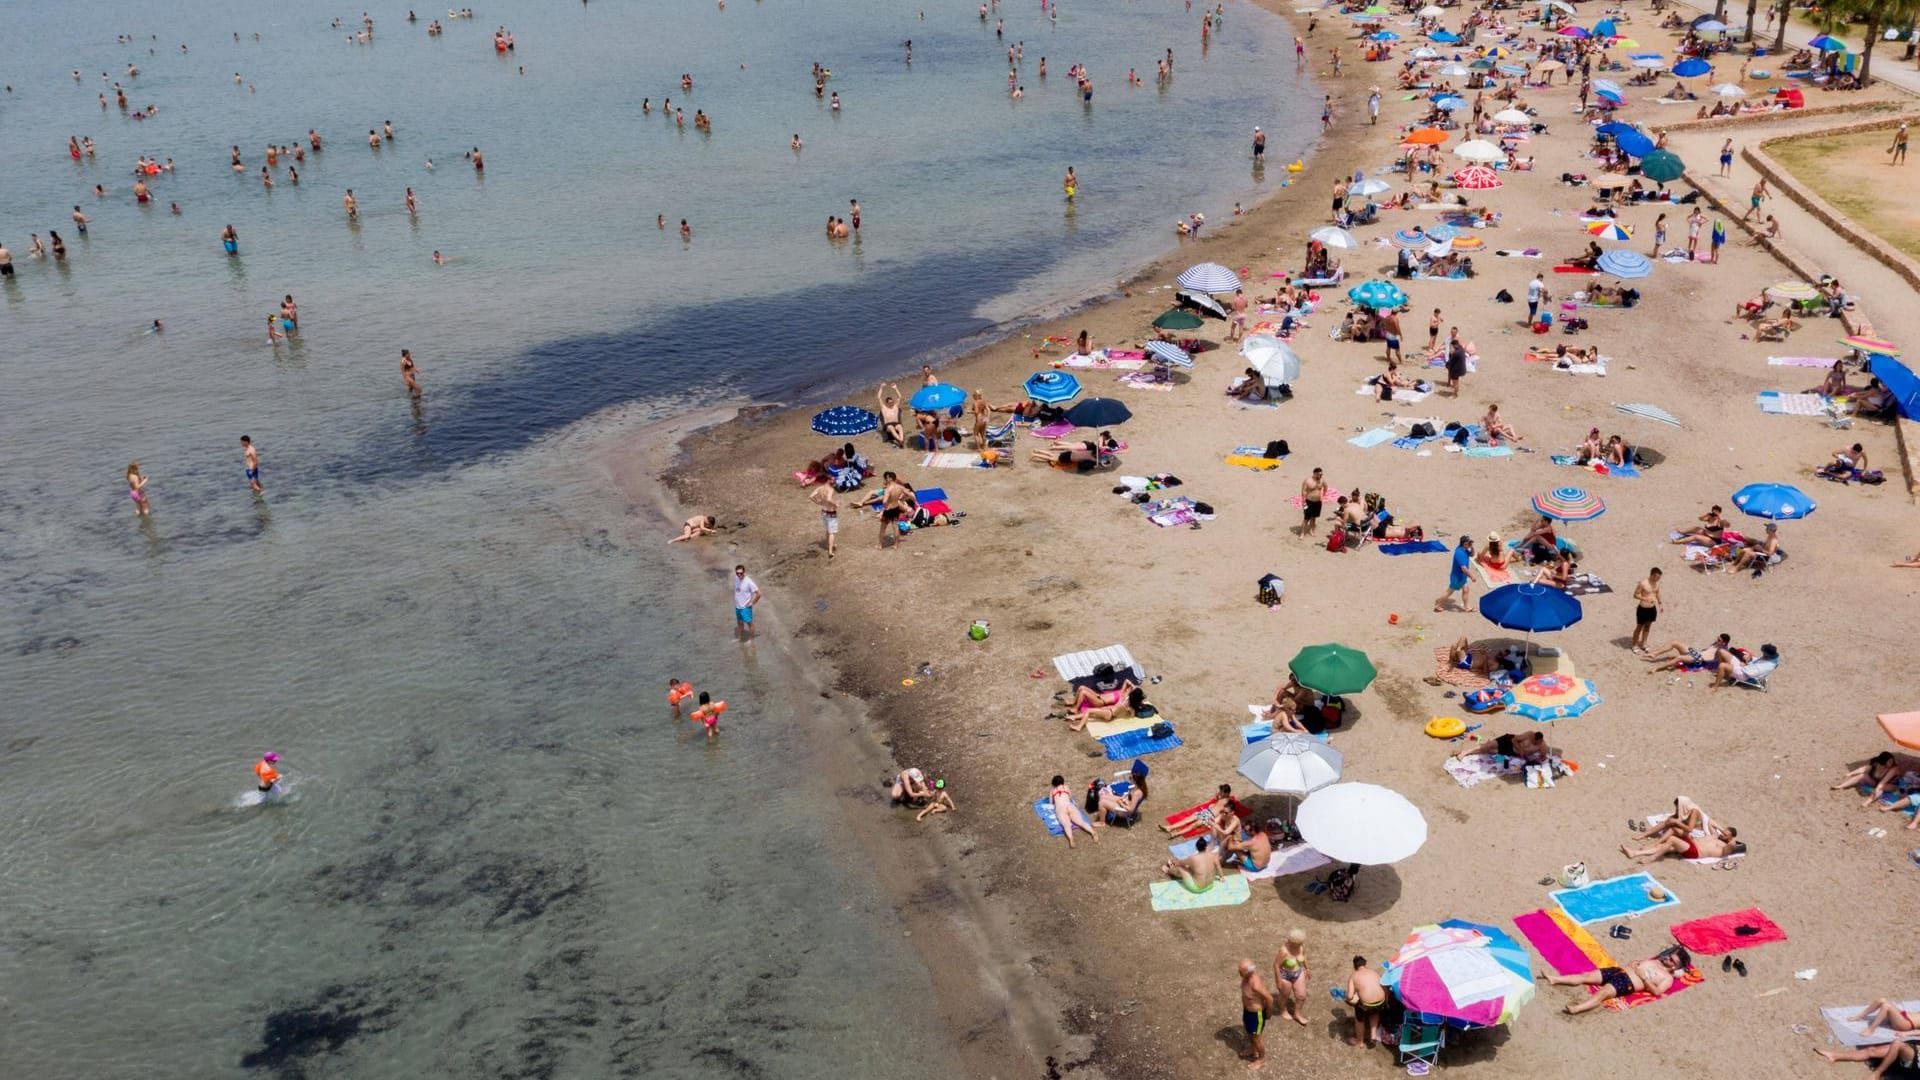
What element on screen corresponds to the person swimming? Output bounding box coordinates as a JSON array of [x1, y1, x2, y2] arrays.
[[254, 751, 282, 793], [668, 678, 696, 716]]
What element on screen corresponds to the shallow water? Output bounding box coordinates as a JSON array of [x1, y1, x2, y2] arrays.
[[0, 1, 1315, 1075]]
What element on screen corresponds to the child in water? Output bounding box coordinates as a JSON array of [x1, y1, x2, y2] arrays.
[[668, 678, 695, 716]]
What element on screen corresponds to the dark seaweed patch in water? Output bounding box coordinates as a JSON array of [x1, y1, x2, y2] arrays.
[[463, 858, 589, 927], [240, 983, 395, 1076]]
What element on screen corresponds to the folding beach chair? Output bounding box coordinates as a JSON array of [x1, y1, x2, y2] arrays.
[[1397, 1011, 1446, 1068], [983, 418, 1017, 448], [1733, 656, 1779, 693]]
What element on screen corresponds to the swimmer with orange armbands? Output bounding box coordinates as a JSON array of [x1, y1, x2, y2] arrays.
[[691, 692, 727, 739], [668, 678, 696, 716]]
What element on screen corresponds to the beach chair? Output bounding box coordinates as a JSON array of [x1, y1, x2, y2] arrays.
[[1733, 656, 1779, 693], [1397, 1012, 1447, 1067], [983, 418, 1017, 448]]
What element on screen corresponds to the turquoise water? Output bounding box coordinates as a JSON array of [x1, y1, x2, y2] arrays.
[[0, 1, 1315, 1075]]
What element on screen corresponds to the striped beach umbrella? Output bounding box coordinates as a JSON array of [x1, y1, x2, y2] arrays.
[[1453, 165, 1503, 189], [1347, 280, 1409, 310], [1503, 673, 1604, 723], [1840, 335, 1901, 357], [811, 405, 880, 437], [1585, 220, 1633, 241], [1531, 486, 1605, 522], [1615, 402, 1681, 427], [1144, 340, 1193, 368], [1766, 280, 1820, 301], [1349, 178, 1394, 197], [1596, 249, 1652, 278], [1023, 370, 1082, 404], [1383, 921, 1536, 1027], [1176, 262, 1243, 294], [1732, 482, 1816, 521], [1392, 228, 1434, 249]]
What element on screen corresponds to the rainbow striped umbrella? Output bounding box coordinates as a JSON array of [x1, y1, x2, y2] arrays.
[[1383, 921, 1536, 1027], [1531, 486, 1605, 522], [1840, 335, 1901, 358], [1585, 220, 1633, 241], [1503, 673, 1604, 722]]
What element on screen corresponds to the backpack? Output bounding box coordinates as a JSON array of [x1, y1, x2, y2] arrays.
[[1409, 422, 1436, 439], [1264, 439, 1290, 459], [1494, 288, 1514, 303], [1147, 720, 1174, 740], [1327, 865, 1357, 902], [1326, 527, 1347, 553]]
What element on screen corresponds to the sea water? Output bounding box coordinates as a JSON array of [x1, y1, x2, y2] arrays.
[[0, 1, 1315, 1075]]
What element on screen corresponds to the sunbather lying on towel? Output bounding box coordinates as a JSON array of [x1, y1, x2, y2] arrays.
[[1549, 949, 1689, 1014], [1709, 643, 1778, 687], [1162, 836, 1223, 893], [1833, 752, 1912, 803], [1160, 784, 1240, 840], [1049, 774, 1100, 848], [1643, 633, 1733, 672], [1877, 794, 1920, 831], [1849, 999, 1920, 1037], [1450, 729, 1556, 764], [1050, 681, 1143, 731], [1444, 636, 1515, 678], [1621, 825, 1745, 863], [1814, 1034, 1919, 1078], [1029, 432, 1121, 466]]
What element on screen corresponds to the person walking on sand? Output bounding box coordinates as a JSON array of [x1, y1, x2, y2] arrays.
[[1237, 959, 1274, 1071], [1273, 929, 1310, 1027], [241, 435, 263, 494], [1686, 207, 1705, 259], [1652, 212, 1668, 256], [1300, 467, 1326, 537], [1718, 138, 1734, 177], [1435, 532, 1474, 612], [126, 462, 150, 516], [809, 476, 839, 559], [1526, 272, 1546, 325], [400, 349, 421, 395], [1229, 289, 1248, 340], [1630, 567, 1663, 655], [1367, 86, 1380, 125], [1321, 94, 1333, 131], [731, 563, 760, 640], [1741, 178, 1768, 223], [1890, 122, 1909, 165]]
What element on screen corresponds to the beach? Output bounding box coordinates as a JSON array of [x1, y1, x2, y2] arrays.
[[662, 4, 1920, 1077]]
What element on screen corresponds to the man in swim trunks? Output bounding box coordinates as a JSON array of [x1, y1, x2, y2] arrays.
[[240, 435, 262, 494], [254, 752, 281, 793], [1161, 835, 1221, 892], [1221, 819, 1275, 871], [1621, 824, 1743, 864], [1630, 567, 1662, 654], [731, 564, 759, 640], [1301, 468, 1326, 537], [1238, 959, 1274, 1070], [879, 471, 912, 547], [1549, 949, 1685, 1014], [809, 476, 838, 559], [1346, 956, 1389, 1047]]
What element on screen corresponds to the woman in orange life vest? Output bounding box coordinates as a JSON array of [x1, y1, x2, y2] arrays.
[[254, 751, 282, 792]]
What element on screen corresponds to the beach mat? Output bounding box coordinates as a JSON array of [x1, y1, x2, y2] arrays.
[[1860, 782, 1920, 817], [920, 452, 985, 468], [1356, 385, 1433, 404], [1163, 796, 1253, 839], [915, 487, 948, 503], [1768, 356, 1842, 367], [1033, 797, 1065, 836], [1597, 965, 1705, 1011], [1462, 445, 1515, 457], [1082, 714, 1156, 740], [1474, 562, 1514, 588], [1669, 908, 1786, 955], [1243, 843, 1334, 881], [1821, 1001, 1920, 1047], [1053, 645, 1143, 682], [1514, 908, 1615, 976], [1225, 454, 1284, 470], [1348, 427, 1398, 449], [1377, 539, 1449, 555], [1756, 391, 1828, 417], [1149, 874, 1251, 912], [1563, 574, 1612, 597], [1552, 872, 1679, 925], [1099, 723, 1183, 761], [1241, 714, 1331, 743]]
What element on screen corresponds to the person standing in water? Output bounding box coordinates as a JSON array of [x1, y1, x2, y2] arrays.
[[254, 751, 281, 793], [1063, 165, 1077, 200], [400, 349, 421, 395], [849, 198, 861, 233], [126, 462, 150, 516], [343, 188, 358, 218], [241, 435, 263, 494], [405, 187, 416, 216]]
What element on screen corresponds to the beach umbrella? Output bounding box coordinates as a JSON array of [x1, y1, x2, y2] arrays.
[[1176, 262, 1243, 294], [1309, 225, 1361, 249], [1593, 78, 1623, 95], [1585, 221, 1633, 241], [1531, 486, 1606, 522], [1766, 280, 1820, 301], [1349, 178, 1393, 197], [1288, 643, 1378, 696], [1868, 355, 1920, 419], [1632, 56, 1668, 69], [1383, 921, 1536, 1027], [1596, 121, 1637, 138], [1023, 370, 1082, 404], [1539, 0, 1574, 10], [1535, 59, 1565, 71], [1468, 58, 1498, 71], [1412, 46, 1439, 59], [1419, 4, 1445, 14], [811, 405, 879, 437], [1596, 249, 1653, 278], [1178, 291, 1229, 318], [1485, 46, 1514, 58], [1371, 30, 1401, 41], [1238, 733, 1344, 796], [1433, 96, 1468, 111], [1145, 340, 1194, 369], [1694, 18, 1730, 32], [1348, 280, 1409, 310], [1732, 482, 1815, 521], [1807, 34, 1847, 51], [1480, 583, 1583, 641], [1297, 783, 1427, 865], [1242, 335, 1302, 385], [1558, 25, 1590, 37], [1438, 64, 1471, 76], [1640, 150, 1686, 184], [1454, 140, 1502, 163], [1842, 335, 1902, 358], [1672, 58, 1713, 78], [1405, 128, 1449, 146], [1615, 130, 1655, 158], [1453, 166, 1503, 190], [1615, 402, 1681, 427], [1064, 397, 1132, 427], [1426, 224, 1461, 243], [1613, 38, 1642, 48], [1430, 30, 1462, 43], [1498, 63, 1530, 76], [1492, 108, 1532, 125], [1503, 673, 1604, 722], [1593, 18, 1619, 37], [1878, 711, 1920, 751], [1152, 308, 1205, 331], [1594, 88, 1625, 106], [910, 383, 968, 412], [1712, 82, 1748, 97], [1392, 228, 1434, 249]]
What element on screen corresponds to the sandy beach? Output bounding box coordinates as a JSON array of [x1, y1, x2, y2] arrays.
[[660, 3, 1920, 1077]]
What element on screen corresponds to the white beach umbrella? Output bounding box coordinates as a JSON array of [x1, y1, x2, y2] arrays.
[[1309, 225, 1361, 249], [1349, 178, 1393, 197], [1454, 139, 1502, 163], [1176, 262, 1244, 294], [1492, 108, 1532, 125], [1412, 46, 1439, 59], [1240, 735, 1343, 809], [1419, 4, 1446, 15], [1711, 82, 1748, 97], [1241, 335, 1303, 385], [1297, 782, 1429, 865], [1631, 56, 1668, 69], [1438, 64, 1471, 76]]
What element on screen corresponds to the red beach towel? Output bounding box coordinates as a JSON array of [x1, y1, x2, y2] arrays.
[[1598, 965, 1705, 1010], [1162, 797, 1254, 839], [1669, 908, 1787, 955]]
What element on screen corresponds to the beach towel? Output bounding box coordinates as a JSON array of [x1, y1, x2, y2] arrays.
[[1149, 874, 1251, 912], [1055, 352, 1146, 370], [1107, 349, 1147, 360], [1392, 433, 1443, 450], [1083, 714, 1156, 740], [1242, 843, 1334, 881], [1034, 796, 1066, 836], [1552, 872, 1679, 925], [1163, 796, 1254, 839], [1669, 908, 1786, 955], [920, 452, 985, 469], [1562, 574, 1612, 597], [1232, 399, 1284, 410], [1755, 391, 1828, 417], [1495, 248, 1544, 257], [1116, 371, 1175, 391], [1054, 645, 1143, 683], [1821, 1002, 1920, 1047], [1550, 455, 1639, 479], [1348, 427, 1398, 449], [1768, 356, 1843, 368], [1030, 421, 1076, 438], [1514, 908, 1615, 976], [1431, 646, 1494, 689], [1462, 445, 1515, 458], [1474, 561, 1514, 588], [1377, 539, 1449, 555], [1553, 265, 1598, 274], [1636, 813, 1745, 864], [1149, 508, 1198, 528], [1554, 361, 1609, 376], [1241, 714, 1331, 744], [1859, 783, 1920, 816], [1444, 754, 1524, 788], [1597, 965, 1705, 1010], [1225, 454, 1284, 471], [1099, 723, 1183, 761], [1356, 384, 1433, 404]]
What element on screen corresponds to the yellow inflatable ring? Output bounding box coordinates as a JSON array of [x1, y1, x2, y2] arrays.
[[1425, 716, 1466, 739]]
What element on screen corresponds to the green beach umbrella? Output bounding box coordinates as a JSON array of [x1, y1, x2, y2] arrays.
[[1152, 308, 1205, 331], [1289, 643, 1378, 696], [1640, 149, 1685, 184]]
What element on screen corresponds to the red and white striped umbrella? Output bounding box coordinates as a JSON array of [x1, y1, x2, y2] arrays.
[[1453, 165, 1503, 190]]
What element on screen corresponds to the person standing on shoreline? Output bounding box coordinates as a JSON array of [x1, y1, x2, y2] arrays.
[[241, 435, 263, 494], [732, 564, 760, 640]]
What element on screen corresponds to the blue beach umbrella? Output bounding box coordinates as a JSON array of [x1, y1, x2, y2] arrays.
[[1430, 31, 1461, 44], [1593, 78, 1623, 95], [1480, 583, 1583, 634], [1024, 370, 1082, 404], [1615, 130, 1655, 158], [1596, 249, 1652, 278], [1371, 30, 1401, 41], [1732, 483, 1816, 521], [811, 405, 879, 437], [1145, 340, 1194, 369], [1348, 280, 1409, 310], [1434, 96, 1468, 111], [1807, 34, 1846, 52], [1064, 397, 1133, 427], [1593, 19, 1618, 37], [1596, 121, 1636, 139], [910, 383, 968, 412], [1672, 58, 1712, 78], [1594, 88, 1624, 105], [1869, 355, 1920, 420], [1392, 228, 1434, 249], [1176, 262, 1243, 294]]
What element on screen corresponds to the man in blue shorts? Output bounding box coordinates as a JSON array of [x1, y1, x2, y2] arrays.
[[732, 564, 760, 641], [1435, 532, 1474, 612]]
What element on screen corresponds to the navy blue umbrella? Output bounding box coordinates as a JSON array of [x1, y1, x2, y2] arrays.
[[910, 383, 968, 412], [1064, 397, 1133, 427], [811, 405, 879, 437], [1479, 583, 1583, 652], [1024, 370, 1083, 404], [1615, 131, 1654, 158]]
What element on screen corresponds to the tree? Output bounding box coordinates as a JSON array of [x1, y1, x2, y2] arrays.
[[1815, 0, 1920, 84], [1773, 0, 1792, 51], [1747, 0, 1761, 40]]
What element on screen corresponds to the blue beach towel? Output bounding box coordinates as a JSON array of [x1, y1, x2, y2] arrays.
[[1392, 434, 1442, 450], [1240, 721, 1331, 743], [1463, 445, 1515, 458], [1169, 837, 1203, 860], [1551, 872, 1679, 924], [1377, 540, 1449, 555], [1034, 796, 1065, 835], [1100, 725, 1184, 761], [1348, 427, 1398, 449], [915, 487, 948, 503], [1861, 783, 1920, 817]]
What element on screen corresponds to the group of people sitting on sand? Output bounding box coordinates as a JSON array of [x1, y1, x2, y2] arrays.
[[1156, 784, 1301, 889], [1669, 505, 1790, 573], [1831, 751, 1920, 831], [1640, 630, 1781, 687], [888, 766, 957, 821], [1572, 426, 1632, 467]]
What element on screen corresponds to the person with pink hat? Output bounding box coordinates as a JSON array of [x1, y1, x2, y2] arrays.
[[254, 752, 282, 793]]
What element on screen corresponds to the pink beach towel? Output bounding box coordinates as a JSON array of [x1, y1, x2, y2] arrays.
[[1669, 908, 1787, 955], [1513, 910, 1610, 976], [1030, 421, 1075, 439]]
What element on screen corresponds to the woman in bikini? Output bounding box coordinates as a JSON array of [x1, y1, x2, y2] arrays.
[[1049, 681, 1141, 731], [126, 462, 150, 517], [1272, 930, 1310, 1026], [1833, 752, 1910, 803]]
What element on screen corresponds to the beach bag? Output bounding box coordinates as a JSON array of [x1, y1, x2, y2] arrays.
[[1264, 439, 1290, 459], [1409, 422, 1436, 439], [1327, 866, 1357, 902], [1453, 426, 1472, 445], [1148, 720, 1174, 740], [1326, 527, 1347, 553], [1560, 862, 1590, 888], [1494, 288, 1514, 303]]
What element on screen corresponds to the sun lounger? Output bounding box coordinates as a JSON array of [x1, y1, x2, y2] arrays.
[[1821, 1002, 1920, 1047]]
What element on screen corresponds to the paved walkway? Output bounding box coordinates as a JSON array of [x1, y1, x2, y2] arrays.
[[1665, 0, 1920, 97]]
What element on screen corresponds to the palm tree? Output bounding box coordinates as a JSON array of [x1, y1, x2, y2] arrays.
[[1746, 0, 1761, 40], [1773, 0, 1791, 51], [1816, 0, 1920, 85]]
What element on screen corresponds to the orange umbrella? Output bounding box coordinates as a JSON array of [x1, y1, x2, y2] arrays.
[[1879, 711, 1920, 750], [1405, 128, 1449, 145]]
